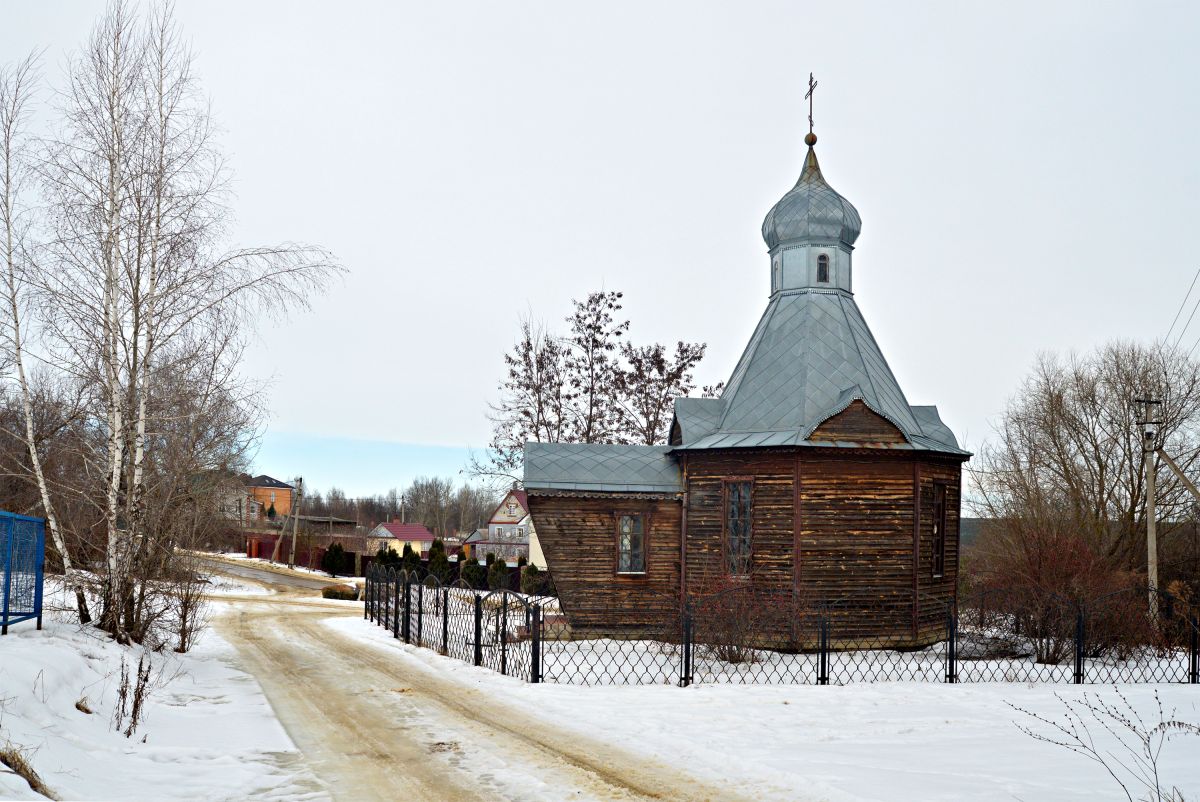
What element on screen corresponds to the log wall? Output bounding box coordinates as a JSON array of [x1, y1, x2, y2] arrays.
[[526, 494, 681, 632], [529, 445, 965, 646]]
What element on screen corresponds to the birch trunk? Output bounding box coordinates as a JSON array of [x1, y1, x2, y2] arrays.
[[0, 55, 92, 622]]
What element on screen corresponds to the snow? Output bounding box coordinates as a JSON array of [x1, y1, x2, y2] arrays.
[[0, 586, 324, 801], [328, 614, 1200, 802], [211, 552, 364, 586], [206, 575, 274, 596]]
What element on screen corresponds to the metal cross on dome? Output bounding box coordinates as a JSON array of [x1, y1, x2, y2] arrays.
[[805, 72, 818, 135]]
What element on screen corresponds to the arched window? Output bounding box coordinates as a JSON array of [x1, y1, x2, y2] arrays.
[[817, 254, 830, 283]]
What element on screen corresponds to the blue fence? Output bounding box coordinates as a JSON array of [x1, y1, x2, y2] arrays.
[[1, 512, 45, 634]]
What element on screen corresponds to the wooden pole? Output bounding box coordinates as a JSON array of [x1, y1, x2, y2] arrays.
[[288, 477, 303, 569]]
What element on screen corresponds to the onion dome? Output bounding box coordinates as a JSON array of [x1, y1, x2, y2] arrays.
[[761, 134, 862, 250]]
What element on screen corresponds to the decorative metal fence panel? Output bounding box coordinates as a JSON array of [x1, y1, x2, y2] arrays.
[[1, 512, 45, 635], [362, 566, 1200, 687]]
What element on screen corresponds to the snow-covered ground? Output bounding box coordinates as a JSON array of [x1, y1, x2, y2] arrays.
[[212, 552, 363, 586], [330, 614, 1200, 802], [206, 574, 274, 596], [0, 587, 323, 801]]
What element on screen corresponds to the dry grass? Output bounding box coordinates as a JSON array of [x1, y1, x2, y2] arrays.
[[0, 742, 56, 799], [321, 585, 358, 601], [74, 697, 93, 715]]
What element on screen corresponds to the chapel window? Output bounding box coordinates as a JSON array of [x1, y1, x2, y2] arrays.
[[931, 484, 947, 578], [724, 481, 753, 576], [616, 514, 646, 574], [817, 253, 830, 283]]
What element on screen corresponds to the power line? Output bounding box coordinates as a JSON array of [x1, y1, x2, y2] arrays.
[[1165, 266, 1200, 343], [1174, 292, 1200, 351]]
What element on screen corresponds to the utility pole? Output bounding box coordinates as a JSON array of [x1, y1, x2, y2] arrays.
[[1135, 398, 1162, 618], [288, 476, 304, 569]]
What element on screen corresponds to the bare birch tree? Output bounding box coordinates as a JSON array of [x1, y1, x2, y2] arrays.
[[0, 53, 95, 622], [0, 1, 341, 641]]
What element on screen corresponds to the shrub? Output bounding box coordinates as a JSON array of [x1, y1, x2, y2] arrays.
[[521, 564, 543, 595], [428, 549, 451, 583], [460, 559, 487, 589], [375, 546, 401, 569], [321, 543, 349, 577], [401, 543, 422, 574], [517, 555, 527, 568], [485, 552, 496, 566], [487, 558, 509, 591], [322, 584, 358, 601]]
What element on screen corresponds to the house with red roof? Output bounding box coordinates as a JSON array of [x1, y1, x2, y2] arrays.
[[367, 521, 437, 558]]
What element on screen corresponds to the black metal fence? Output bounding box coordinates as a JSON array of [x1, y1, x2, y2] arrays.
[[363, 566, 1200, 687]]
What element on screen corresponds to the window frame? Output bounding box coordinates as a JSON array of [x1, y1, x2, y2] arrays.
[[817, 253, 830, 283], [723, 477, 754, 577], [614, 512, 648, 576], [931, 482, 948, 579]]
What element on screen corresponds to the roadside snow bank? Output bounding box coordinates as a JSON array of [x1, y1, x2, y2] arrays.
[[327, 615, 1200, 802], [0, 590, 324, 801], [210, 552, 363, 586]]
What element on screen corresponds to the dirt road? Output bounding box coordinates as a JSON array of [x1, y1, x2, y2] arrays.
[[212, 564, 745, 802]]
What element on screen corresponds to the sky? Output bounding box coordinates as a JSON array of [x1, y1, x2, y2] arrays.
[[5, 1, 1199, 496]]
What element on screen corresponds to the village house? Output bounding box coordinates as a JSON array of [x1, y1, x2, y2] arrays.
[[243, 474, 294, 523], [523, 128, 969, 646], [463, 486, 546, 567], [367, 521, 437, 558]]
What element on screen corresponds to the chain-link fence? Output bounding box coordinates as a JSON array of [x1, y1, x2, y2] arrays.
[[363, 566, 1200, 687]]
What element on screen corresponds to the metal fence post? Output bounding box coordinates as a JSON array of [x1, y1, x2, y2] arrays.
[[473, 594, 483, 667], [2, 517, 13, 636], [392, 575, 400, 640], [442, 587, 450, 655], [1074, 610, 1085, 685], [416, 583, 424, 647], [679, 604, 693, 687], [500, 592, 508, 676], [817, 616, 829, 686], [1190, 616, 1199, 685], [364, 568, 370, 620], [35, 519, 44, 630], [402, 580, 412, 644], [530, 604, 542, 684], [945, 608, 958, 684]]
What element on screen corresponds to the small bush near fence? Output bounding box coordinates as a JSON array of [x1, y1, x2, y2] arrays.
[[364, 566, 1200, 688], [322, 585, 358, 601]]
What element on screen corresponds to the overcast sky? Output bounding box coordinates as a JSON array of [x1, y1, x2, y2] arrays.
[[6, 1, 1199, 495]]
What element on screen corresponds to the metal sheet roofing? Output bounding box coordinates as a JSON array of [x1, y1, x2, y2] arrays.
[[523, 442, 682, 494], [373, 522, 436, 541], [670, 289, 968, 456], [721, 288, 920, 433], [762, 146, 861, 250]]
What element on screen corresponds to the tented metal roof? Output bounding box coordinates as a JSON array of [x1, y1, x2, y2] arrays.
[[670, 288, 968, 456]]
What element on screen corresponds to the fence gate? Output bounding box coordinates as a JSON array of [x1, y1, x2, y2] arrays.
[[1, 512, 45, 635]]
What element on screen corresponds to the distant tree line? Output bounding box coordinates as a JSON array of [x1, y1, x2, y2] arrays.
[[303, 476, 496, 537]]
